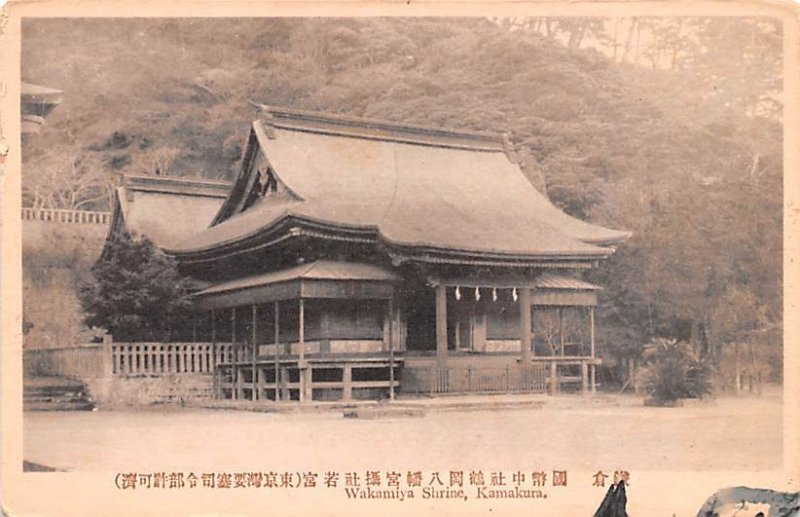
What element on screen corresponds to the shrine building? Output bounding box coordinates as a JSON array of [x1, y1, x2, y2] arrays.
[[104, 106, 630, 402]]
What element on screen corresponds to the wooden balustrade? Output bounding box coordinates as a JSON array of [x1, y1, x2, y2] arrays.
[[21, 207, 111, 225], [111, 342, 232, 375]]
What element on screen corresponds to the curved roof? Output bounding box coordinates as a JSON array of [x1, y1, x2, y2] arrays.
[[169, 108, 630, 261]]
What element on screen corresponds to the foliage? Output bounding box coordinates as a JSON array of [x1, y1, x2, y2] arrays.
[[23, 17, 782, 365], [79, 233, 194, 341], [637, 338, 712, 402]]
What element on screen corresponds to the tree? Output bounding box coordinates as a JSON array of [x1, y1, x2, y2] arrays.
[[79, 233, 194, 341]]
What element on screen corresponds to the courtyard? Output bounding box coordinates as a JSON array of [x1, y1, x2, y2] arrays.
[[24, 388, 782, 473]]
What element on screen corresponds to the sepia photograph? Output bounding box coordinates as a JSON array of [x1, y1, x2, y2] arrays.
[[2, 5, 798, 516]]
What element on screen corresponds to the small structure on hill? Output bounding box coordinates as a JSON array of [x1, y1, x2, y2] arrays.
[[21, 82, 63, 135], [102, 106, 630, 402]]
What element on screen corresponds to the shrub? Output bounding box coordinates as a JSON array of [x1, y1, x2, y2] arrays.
[[638, 338, 712, 403]]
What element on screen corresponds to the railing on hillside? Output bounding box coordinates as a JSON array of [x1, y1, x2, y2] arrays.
[[401, 364, 548, 395], [22, 207, 111, 225]]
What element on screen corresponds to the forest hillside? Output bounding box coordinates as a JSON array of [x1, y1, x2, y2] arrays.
[[21, 17, 782, 386]]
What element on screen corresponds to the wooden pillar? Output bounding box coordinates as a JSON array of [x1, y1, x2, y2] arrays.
[[343, 365, 353, 401], [519, 288, 532, 362], [274, 301, 280, 401], [581, 361, 589, 394], [435, 284, 448, 365], [298, 299, 306, 402], [211, 310, 218, 399], [590, 306, 596, 393], [558, 308, 565, 356], [231, 307, 239, 400], [251, 304, 258, 401], [550, 362, 558, 395], [388, 298, 395, 401]]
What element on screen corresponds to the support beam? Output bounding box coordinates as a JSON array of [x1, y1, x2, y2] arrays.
[[388, 299, 395, 401], [343, 365, 353, 401], [211, 310, 217, 399], [519, 288, 532, 361], [251, 304, 258, 401], [298, 299, 306, 402], [581, 361, 589, 394], [435, 284, 448, 365], [231, 307, 238, 400], [590, 306, 596, 393], [274, 301, 280, 401]]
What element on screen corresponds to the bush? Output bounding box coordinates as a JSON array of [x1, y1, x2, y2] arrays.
[[638, 338, 712, 403]]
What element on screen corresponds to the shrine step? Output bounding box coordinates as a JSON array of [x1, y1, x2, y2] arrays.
[[23, 376, 95, 411]]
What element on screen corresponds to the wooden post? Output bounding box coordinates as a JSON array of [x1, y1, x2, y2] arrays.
[[519, 288, 532, 362], [231, 307, 239, 400], [211, 310, 218, 398], [435, 284, 448, 365], [388, 298, 395, 401], [252, 304, 258, 401], [558, 308, 565, 356], [298, 299, 305, 402], [581, 361, 589, 394], [274, 301, 280, 402], [590, 306, 596, 393], [550, 362, 558, 395], [102, 333, 113, 379], [343, 365, 353, 401]]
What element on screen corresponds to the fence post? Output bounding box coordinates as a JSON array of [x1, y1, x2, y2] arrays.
[[102, 333, 114, 376]]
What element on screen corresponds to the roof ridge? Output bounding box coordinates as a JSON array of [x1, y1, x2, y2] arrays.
[[257, 105, 508, 152], [124, 174, 231, 187]]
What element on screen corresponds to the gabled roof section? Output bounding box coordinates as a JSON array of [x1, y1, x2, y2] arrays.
[[171, 107, 630, 262], [103, 174, 231, 253]]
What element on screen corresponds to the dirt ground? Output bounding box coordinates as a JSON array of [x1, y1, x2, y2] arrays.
[[24, 388, 782, 473]]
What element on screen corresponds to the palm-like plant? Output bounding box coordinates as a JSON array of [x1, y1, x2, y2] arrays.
[[639, 338, 712, 403]]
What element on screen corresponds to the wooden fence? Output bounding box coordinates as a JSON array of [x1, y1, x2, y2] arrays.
[[112, 342, 233, 375], [401, 364, 548, 395], [25, 342, 235, 378], [24, 343, 108, 379], [21, 207, 111, 225]]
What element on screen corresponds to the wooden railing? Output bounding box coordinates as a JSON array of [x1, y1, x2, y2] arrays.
[[22, 207, 111, 225], [112, 342, 233, 375], [401, 364, 548, 395]]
